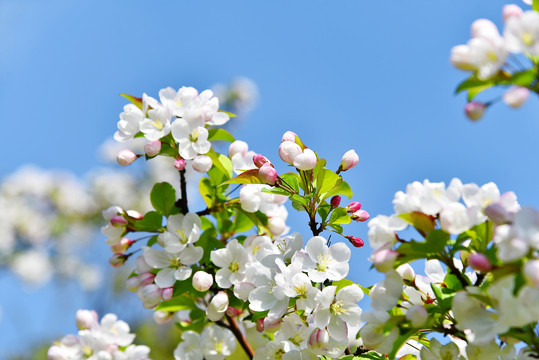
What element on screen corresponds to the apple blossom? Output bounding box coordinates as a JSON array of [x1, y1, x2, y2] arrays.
[[192, 155, 212, 173], [524, 260, 539, 287], [505, 10, 539, 55], [117, 150, 138, 166], [140, 107, 172, 141], [278, 141, 302, 164], [503, 4, 524, 21], [206, 291, 229, 321], [465, 101, 486, 121], [192, 271, 213, 292], [281, 131, 297, 143], [351, 209, 369, 222], [144, 140, 161, 157], [174, 158, 186, 170], [293, 148, 317, 170], [339, 150, 359, 171], [259, 162, 277, 185], [253, 154, 269, 168], [503, 86, 530, 108], [468, 253, 492, 272], [330, 195, 341, 208]]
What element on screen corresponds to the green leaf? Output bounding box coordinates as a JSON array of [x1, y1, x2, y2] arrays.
[[322, 180, 353, 200], [332, 278, 360, 292], [233, 210, 255, 233], [218, 109, 237, 118], [207, 128, 235, 142], [316, 168, 341, 199], [207, 149, 233, 179], [262, 187, 291, 196], [133, 211, 163, 232], [251, 310, 269, 322], [155, 295, 196, 312], [197, 227, 223, 264], [120, 93, 143, 110], [291, 200, 306, 212], [150, 182, 177, 217], [155, 142, 178, 158], [329, 207, 351, 225], [146, 235, 158, 247], [398, 212, 435, 235], [220, 169, 263, 186], [387, 329, 416, 360], [317, 204, 331, 223], [534, 0, 539, 12], [281, 172, 300, 193], [199, 178, 214, 208], [505, 68, 537, 87], [455, 76, 495, 94], [328, 223, 343, 233], [396, 230, 449, 265]]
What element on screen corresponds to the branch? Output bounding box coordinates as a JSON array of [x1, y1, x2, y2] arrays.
[[175, 169, 189, 215], [225, 315, 254, 359]]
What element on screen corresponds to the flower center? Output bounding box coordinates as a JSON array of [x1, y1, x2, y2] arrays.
[[315, 255, 332, 272], [293, 284, 308, 298], [330, 300, 347, 316], [189, 128, 200, 143], [176, 229, 188, 244], [152, 118, 164, 130], [274, 349, 285, 360], [229, 260, 240, 273], [289, 333, 304, 346], [214, 340, 224, 353], [522, 32, 534, 46], [487, 51, 498, 62]]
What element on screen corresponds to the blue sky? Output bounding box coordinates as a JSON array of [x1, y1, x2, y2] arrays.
[[1, 0, 538, 357]]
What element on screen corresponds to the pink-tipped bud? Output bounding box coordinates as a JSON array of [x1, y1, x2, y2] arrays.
[[76, 310, 99, 330], [117, 150, 138, 166], [256, 318, 265, 332], [308, 328, 329, 349], [161, 287, 174, 301], [138, 272, 156, 286], [110, 215, 128, 227], [503, 4, 523, 21], [228, 140, 248, 158], [371, 249, 399, 272], [523, 260, 539, 287], [503, 86, 530, 108], [471, 19, 499, 39], [110, 237, 133, 253], [192, 271, 213, 292], [330, 196, 341, 208], [226, 306, 243, 318], [109, 253, 128, 267], [345, 235, 364, 248], [174, 158, 186, 170], [340, 150, 359, 171], [102, 206, 124, 221], [192, 155, 212, 173], [294, 148, 317, 170], [126, 276, 141, 292], [144, 140, 161, 157], [263, 317, 281, 333], [346, 201, 362, 213], [259, 163, 278, 185], [281, 131, 297, 143], [278, 141, 302, 164], [396, 264, 416, 282], [126, 210, 143, 220], [351, 209, 370, 222], [253, 154, 270, 168], [469, 253, 492, 272], [153, 310, 173, 325], [137, 284, 162, 309], [465, 102, 486, 121]]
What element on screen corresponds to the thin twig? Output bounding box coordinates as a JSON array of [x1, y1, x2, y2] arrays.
[[175, 169, 189, 214], [225, 315, 254, 359]]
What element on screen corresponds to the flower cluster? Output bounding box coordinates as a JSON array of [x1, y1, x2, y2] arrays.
[[451, 1, 538, 121], [48, 310, 151, 360]]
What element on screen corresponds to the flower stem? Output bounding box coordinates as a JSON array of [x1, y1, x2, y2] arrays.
[[225, 315, 254, 359]]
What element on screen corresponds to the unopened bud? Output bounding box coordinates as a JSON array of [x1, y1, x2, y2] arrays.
[[110, 237, 133, 253], [503, 4, 523, 21], [226, 306, 243, 318], [406, 305, 428, 327], [144, 140, 161, 157], [110, 215, 127, 227], [253, 154, 270, 168], [76, 310, 98, 330], [294, 148, 317, 170], [351, 209, 370, 222], [102, 206, 123, 221], [523, 260, 539, 287], [330, 196, 341, 208], [117, 150, 138, 166], [228, 140, 248, 158], [345, 235, 364, 248], [126, 210, 143, 220], [503, 86, 530, 108], [256, 318, 265, 332], [138, 272, 155, 286], [469, 253, 492, 272], [161, 287, 174, 301], [450, 45, 475, 71], [192, 271, 213, 292], [371, 249, 398, 272], [471, 19, 498, 39], [263, 317, 282, 333], [308, 328, 329, 349], [137, 284, 162, 309], [153, 310, 173, 325], [346, 202, 362, 213], [396, 264, 416, 282], [278, 141, 302, 164], [281, 131, 297, 143], [192, 155, 212, 173], [259, 163, 277, 185], [126, 276, 141, 292], [339, 150, 359, 171], [174, 158, 186, 170], [109, 253, 128, 267], [465, 102, 486, 121], [207, 291, 229, 321], [268, 217, 286, 236]]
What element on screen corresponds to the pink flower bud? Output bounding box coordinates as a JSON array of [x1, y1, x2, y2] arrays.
[[256, 318, 265, 332], [259, 163, 278, 185], [503, 86, 530, 108], [253, 154, 269, 168], [278, 141, 302, 164], [138, 272, 156, 286], [469, 253, 492, 272], [110, 237, 133, 253], [294, 148, 317, 170], [144, 140, 161, 157], [126, 209, 143, 220], [226, 306, 243, 318], [192, 271, 213, 292], [174, 158, 186, 170], [345, 235, 364, 248], [192, 155, 212, 173], [340, 150, 359, 171], [524, 260, 539, 287], [137, 284, 162, 309], [76, 310, 99, 330], [450, 45, 475, 71], [161, 287, 174, 301], [228, 140, 248, 158], [308, 328, 329, 349], [126, 276, 141, 292], [102, 206, 123, 221], [465, 102, 486, 121], [351, 209, 370, 222], [110, 215, 127, 227], [346, 201, 362, 213], [371, 249, 398, 272], [263, 317, 282, 333], [153, 310, 173, 325], [503, 4, 523, 21], [117, 150, 138, 166], [109, 253, 128, 267], [330, 196, 341, 208], [281, 131, 297, 143]]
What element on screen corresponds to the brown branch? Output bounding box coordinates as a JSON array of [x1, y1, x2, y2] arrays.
[[225, 315, 254, 359], [174, 169, 189, 215]]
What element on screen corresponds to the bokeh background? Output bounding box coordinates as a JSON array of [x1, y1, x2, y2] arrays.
[[1, 0, 538, 358]]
